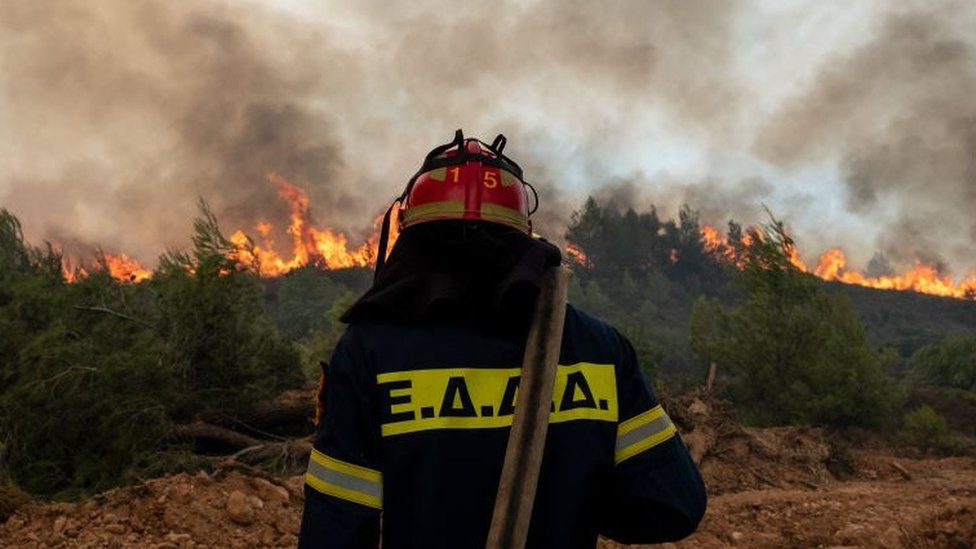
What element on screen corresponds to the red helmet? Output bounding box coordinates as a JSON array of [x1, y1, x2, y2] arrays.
[[400, 131, 534, 233], [374, 130, 538, 277]]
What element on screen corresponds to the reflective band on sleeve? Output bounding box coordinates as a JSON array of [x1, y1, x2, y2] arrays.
[[614, 405, 677, 464], [305, 448, 383, 509]]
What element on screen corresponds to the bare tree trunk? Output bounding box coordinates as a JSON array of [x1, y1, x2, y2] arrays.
[[704, 362, 717, 394]]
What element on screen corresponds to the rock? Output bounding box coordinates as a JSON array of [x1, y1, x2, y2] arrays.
[[226, 491, 255, 526], [249, 477, 290, 503], [171, 483, 194, 501], [273, 519, 293, 535], [166, 531, 192, 543], [276, 533, 298, 547], [878, 526, 903, 549], [104, 522, 127, 534], [688, 398, 709, 417]]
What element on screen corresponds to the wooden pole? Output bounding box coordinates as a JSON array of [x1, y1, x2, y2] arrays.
[[485, 266, 572, 549]]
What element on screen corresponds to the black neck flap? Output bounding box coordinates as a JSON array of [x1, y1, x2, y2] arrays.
[[345, 221, 563, 330]]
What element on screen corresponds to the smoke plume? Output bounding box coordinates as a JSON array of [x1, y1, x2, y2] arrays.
[[2, 0, 975, 277], [0, 0, 743, 261], [1, 1, 360, 260], [756, 6, 976, 273]]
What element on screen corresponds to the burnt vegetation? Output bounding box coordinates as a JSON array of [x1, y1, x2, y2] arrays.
[[1, 197, 975, 505]]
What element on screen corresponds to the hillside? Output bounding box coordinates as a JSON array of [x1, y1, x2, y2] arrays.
[[833, 282, 976, 356], [264, 265, 976, 364]]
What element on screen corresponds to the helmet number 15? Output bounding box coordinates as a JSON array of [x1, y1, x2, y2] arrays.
[[446, 167, 498, 188], [483, 171, 498, 188]]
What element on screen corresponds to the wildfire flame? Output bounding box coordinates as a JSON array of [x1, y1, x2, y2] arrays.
[[55, 179, 976, 301], [61, 252, 152, 283], [565, 243, 592, 268], [228, 173, 391, 276], [701, 225, 976, 300], [62, 173, 393, 283], [103, 253, 153, 283]]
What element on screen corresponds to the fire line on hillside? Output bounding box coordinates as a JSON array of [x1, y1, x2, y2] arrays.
[[699, 226, 976, 300], [58, 175, 976, 301]]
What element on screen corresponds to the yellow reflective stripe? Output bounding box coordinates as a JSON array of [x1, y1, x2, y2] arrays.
[[618, 406, 663, 436], [310, 449, 381, 483], [479, 202, 530, 232], [401, 200, 465, 226], [614, 405, 677, 465], [305, 448, 382, 509]]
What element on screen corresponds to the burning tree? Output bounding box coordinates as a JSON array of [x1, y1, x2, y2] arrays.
[[689, 215, 900, 427]]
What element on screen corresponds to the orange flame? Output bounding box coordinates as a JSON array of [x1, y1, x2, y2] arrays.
[[54, 179, 976, 301], [60, 252, 150, 284], [702, 225, 976, 300], [60, 256, 88, 283], [565, 243, 591, 268], [230, 173, 391, 276], [103, 253, 153, 283], [62, 173, 391, 283]]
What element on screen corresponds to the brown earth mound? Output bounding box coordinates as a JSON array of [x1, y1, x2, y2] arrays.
[[2, 393, 974, 548], [672, 394, 834, 494], [3, 452, 972, 548], [665, 453, 976, 548], [0, 470, 303, 548]]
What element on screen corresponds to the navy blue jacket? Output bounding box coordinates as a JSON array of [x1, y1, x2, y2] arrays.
[[298, 305, 706, 548]]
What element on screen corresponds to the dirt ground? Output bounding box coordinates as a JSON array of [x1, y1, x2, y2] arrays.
[[1, 450, 973, 548], [608, 453, 976, 548], [2, 400, 974, 549]]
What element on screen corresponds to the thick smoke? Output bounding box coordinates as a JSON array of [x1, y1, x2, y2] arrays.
[[0, 1, 360, 260], [756, 7, 976, 273], [2, 1, 975, 276], [0, 0, 741, 261]]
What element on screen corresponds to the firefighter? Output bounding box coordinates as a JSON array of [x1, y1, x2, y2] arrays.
[[298, 131, 706, 548]]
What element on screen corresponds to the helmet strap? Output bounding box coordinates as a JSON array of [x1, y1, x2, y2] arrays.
[[490, 134, 507, 153], [524, 181, 540, 215]]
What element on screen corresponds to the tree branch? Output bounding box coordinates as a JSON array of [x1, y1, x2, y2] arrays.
[[74, 305, 154, 329], [169, 421, 263, 449]]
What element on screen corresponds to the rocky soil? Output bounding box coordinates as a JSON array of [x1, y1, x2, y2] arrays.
[[2, 396, 974, 548], [0, 469, 304, 548], [607, 452, 976, 549]]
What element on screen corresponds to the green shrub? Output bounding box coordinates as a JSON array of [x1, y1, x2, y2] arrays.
[[0, 205, 303, 498], [689, 216, 900, 427], [909, 333, 976, 392], [153, 205, 303, 414], [902, 404, 957, 450]]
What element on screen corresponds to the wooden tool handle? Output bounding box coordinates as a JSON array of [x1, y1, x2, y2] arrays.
[[485, 265, 572, 549]]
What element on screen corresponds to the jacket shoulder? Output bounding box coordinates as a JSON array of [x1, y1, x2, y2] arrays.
[[562, 304, 628, 362]]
